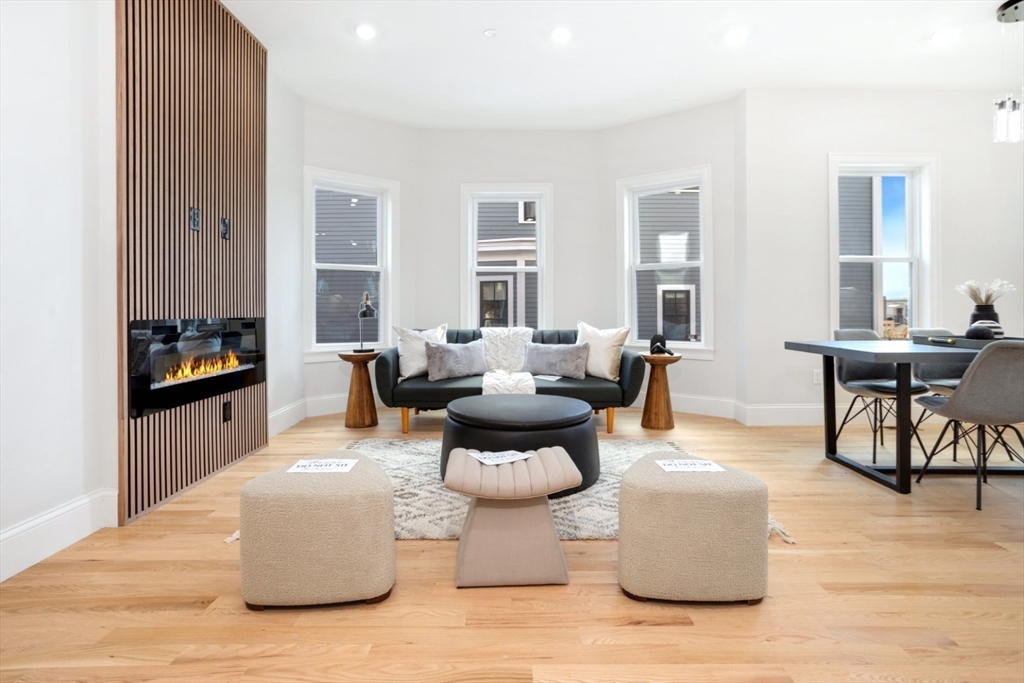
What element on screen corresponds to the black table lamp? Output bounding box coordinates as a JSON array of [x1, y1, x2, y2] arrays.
[[356, 291, 377, 353]]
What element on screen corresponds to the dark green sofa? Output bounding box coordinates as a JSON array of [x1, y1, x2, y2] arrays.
[[374, 328, 646, 434]]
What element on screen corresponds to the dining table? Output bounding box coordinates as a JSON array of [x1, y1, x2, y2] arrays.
[[784, 339, 1021, 494]]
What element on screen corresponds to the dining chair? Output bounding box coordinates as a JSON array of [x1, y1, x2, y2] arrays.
[[915, 340, 1024, 510], [909, 327, 973, 461], [833, 329, 929, 463]]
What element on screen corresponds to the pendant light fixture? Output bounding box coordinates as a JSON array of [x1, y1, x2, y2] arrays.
[[995, 1, 1023, 142]]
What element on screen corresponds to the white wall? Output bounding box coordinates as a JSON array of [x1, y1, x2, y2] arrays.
[[598, 100, 739, 418], [265, 69, 307, 435], [0, 0, 118, 581], [291, 89, 1022, 425], [301, 106, 420, 416], [415, 129, 602, 328], [739, 89, 1024, 422]]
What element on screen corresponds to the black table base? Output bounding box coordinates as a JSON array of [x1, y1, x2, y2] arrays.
[[821, 355, 1023, 493]]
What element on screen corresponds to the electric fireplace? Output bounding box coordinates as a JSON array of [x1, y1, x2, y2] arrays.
[[129, 317, 266, 418]]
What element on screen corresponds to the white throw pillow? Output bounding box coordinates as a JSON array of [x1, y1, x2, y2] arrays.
[[576, 321, 629, 381], [480, 327, 534, 373], [394, 324, 448, 382]]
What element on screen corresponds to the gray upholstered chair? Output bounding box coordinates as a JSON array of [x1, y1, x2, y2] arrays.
[[915, 340, 1024, 510], [908, 327, 973, 462], [909, 327, 971, 397], [833, 329, 929, 462]]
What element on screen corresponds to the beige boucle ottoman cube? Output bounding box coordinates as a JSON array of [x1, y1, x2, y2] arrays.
[[240, 451, 395, 609], [618, 452, 768, 604]]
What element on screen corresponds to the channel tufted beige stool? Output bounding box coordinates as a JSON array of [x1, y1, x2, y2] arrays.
[[444, 447, 582, 587], [240, 451, 395, 609], [618, 452, 768, 604]]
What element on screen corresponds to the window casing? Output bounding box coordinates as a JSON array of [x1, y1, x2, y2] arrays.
[[617, 166, 713, 358], [828, 155, 939, 339], [303, 167, 398, 360], [461, 185, 553, 330]]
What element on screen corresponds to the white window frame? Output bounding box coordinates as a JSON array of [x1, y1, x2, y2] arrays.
[[827, 154, 940, 336], [303, 166, 400, 363], [616, 165, 714, 360], [656, 284, 696, 340], [460, 184, 553, 329]]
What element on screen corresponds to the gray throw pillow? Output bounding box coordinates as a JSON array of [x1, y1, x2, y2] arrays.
[[523, 342, 589, 380], [425, 339, 488, 381]]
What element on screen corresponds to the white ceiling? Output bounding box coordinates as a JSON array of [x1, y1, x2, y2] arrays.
[[224, 0, 1024, 130]]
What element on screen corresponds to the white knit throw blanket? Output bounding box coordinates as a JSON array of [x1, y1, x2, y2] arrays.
[[482, 369, 535, 395]]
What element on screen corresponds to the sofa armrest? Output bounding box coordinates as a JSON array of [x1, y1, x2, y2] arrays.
[[618, 350, 646, 407], [375, 347, 400, 407]]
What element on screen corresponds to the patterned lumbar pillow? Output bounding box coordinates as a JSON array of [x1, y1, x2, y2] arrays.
[[425, 339, 488, 381], [576, 321, 630, 381], [394, 324, 448, 382], [523, 342, 589, 380]]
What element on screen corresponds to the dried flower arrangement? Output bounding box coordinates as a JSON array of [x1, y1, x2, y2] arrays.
[[955, 279, 1016, 305]]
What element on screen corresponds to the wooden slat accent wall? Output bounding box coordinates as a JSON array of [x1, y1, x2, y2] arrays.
[[116, 0, 267, 524]]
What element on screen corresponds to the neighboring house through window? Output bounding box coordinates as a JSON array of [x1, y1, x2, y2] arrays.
[[461, 184, 553, 329], [617, 165, 713, 358], [304, 167, 398, 358], [829, 155, 939, 339]]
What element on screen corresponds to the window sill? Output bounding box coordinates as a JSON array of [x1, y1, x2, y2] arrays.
[[304, 347, 390, 364], [625, 343, 715, 361]]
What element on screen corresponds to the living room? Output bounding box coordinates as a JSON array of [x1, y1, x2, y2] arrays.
[[1, 0, 1022, 681]]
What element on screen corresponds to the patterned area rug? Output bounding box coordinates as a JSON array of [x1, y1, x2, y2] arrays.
[[344, 438, 686, 540]]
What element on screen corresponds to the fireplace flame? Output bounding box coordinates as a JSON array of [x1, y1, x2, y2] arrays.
[[164, 350, 240, 383]]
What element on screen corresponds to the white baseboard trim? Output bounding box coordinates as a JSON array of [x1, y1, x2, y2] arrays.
[[293, 392, 825, 428], [305, 393, 347, 418], [304, 392, 389, 419], [268, 398, 308, 436], [667, 392, 738, 420], [0, 488, 118, 582], [735, 402, 824, 426]]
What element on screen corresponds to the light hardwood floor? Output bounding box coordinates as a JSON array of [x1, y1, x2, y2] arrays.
[[2, 408, 1022, 683]]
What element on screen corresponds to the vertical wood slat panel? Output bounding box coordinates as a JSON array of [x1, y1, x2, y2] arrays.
[[117, 0, 268, 523]]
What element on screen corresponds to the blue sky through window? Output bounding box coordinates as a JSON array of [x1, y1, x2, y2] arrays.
[[881, 176, 909, 301]]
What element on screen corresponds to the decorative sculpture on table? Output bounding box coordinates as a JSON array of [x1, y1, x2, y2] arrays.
[[356, 291, 377, 353]]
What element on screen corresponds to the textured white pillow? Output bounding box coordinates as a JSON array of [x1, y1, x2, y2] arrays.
[[576, 321, 629, 381], [394, 324, 448, 382]]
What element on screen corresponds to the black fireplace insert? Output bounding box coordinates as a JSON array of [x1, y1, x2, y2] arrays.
[[128, 317, 266, 418]]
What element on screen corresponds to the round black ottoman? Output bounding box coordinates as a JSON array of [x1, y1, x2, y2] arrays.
[[440, 395, 599, 498]]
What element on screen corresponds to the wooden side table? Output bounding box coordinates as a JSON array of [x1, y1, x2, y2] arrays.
[[338, 351, 382, 428], [640, 353, 682, 430]]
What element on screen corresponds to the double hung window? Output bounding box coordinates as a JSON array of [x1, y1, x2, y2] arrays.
[[462, 185, 552, 329], [304, 168, 397, 354], [619, 166, 712, 356]]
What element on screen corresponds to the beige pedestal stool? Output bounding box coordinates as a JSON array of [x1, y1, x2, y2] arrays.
[[618, 452, 768, 604], [240, 451, 395, 609], [444, 447, 582, 587]]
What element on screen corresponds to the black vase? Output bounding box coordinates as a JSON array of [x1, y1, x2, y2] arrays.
[[969, 304, 999, 324]]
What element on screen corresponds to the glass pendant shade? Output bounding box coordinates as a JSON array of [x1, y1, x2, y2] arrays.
[[994, 95, 1023, 143]]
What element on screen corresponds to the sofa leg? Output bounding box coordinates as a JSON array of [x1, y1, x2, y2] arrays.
[[401, 407, 410, 434], [414, 408, 420, 415], [607, 407, 615, 434]]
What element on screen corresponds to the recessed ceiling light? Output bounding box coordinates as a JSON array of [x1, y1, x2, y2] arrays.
[[929, 27, 961, 47], [483, 29, 497, 38], [723, 26, 750, 48], [551, 27, 572, 44], [355, 24, 377, 41]]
